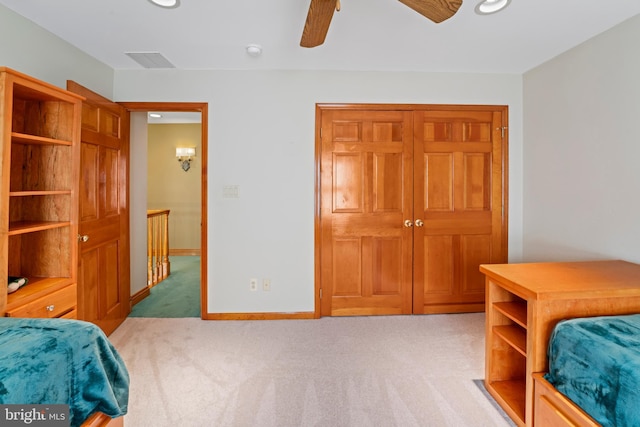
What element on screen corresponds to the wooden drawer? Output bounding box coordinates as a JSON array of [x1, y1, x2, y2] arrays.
[[533, 373, 599, 427], [59, 309, 78, 319], [6, 284, 77, 318]]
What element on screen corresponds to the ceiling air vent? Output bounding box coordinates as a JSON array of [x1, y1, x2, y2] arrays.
[[125, 52, 175, 69]]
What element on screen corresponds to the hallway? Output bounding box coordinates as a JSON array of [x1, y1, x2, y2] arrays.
[[129, 256, 200, 318]]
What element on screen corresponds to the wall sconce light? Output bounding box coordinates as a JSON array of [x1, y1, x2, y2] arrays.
[[176, 147, 196, 172]]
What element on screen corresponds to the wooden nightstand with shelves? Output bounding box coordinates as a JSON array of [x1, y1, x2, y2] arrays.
[[481, 260, 640, 427], [1, 67, 83, 318]]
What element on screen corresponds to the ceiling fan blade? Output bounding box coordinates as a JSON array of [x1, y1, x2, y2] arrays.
[[398, 0, 463, 23], [300, 0, 338, 48]]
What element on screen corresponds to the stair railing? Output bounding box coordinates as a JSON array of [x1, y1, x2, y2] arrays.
[[147, 209, 171, 287]]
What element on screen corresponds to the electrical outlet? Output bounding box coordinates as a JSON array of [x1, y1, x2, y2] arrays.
[[250, 278, 258, 291], [263, 278, 271, 291]]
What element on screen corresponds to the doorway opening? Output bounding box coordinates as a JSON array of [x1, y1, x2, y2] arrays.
[[122, 102, 208, 319]]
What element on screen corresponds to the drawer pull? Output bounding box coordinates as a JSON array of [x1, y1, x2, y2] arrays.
[[46, 305, 55, 312]]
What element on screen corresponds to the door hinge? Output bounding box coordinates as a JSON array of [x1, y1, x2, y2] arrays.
[[319, 288, 322, 299], [500, 126, 508, 139]]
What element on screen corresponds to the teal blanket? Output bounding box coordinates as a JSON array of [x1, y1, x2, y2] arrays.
[[0, 318, 129, 427], [545, 314, 640, 427]]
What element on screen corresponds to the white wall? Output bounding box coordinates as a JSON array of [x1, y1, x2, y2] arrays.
[[129, 112, 149, 296], [0, 5, 113, 98], [523, 15, 640, 264], [115, 70, 524, 314]]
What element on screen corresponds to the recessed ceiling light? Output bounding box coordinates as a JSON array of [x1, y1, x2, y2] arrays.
[[475, 0, 511, 15], [148, 0, 180, 9], [149, 113, 162, 118]]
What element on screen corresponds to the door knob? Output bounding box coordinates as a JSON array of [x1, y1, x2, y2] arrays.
[[78, 234, 89, 242], [415, 219, 424, 227], [404, 220, 413, 228]]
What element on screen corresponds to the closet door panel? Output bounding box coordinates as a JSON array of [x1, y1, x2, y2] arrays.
[[320, 109, 413, 316], [413, 108, 505, 314]]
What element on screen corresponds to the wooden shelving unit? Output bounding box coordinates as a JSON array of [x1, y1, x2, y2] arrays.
[[1, 67, 83, 318], [485, 280, 528, 425], [482, 260, 640, 427]]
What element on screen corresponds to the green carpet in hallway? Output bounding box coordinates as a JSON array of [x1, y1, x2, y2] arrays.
[[129, 256, 201, 318]]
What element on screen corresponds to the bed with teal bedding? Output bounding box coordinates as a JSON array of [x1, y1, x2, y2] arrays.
[[545, 313, 640, 427], [0, 317, 129, 427]]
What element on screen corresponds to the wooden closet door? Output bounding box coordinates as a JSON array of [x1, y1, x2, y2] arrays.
[[412, 108, 506, 314], [317, 104, 507, 317], [319, 109, 414, 316], [67, 81, 130, 335]]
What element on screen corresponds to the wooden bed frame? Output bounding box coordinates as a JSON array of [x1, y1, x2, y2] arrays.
[[82, 413, 123, 427], [533, 373, 599, 427]]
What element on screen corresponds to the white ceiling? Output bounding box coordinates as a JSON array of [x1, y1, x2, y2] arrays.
[[1, 0, 639, 74]]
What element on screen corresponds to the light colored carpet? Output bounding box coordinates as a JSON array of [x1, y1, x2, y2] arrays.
[[109, 313, 514, 427]]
